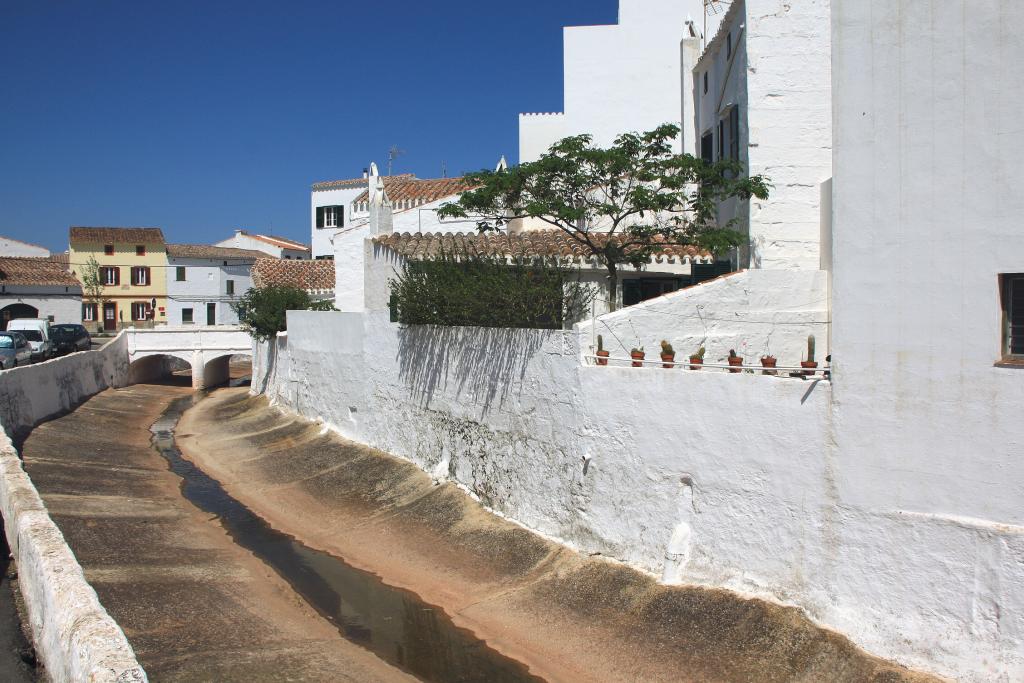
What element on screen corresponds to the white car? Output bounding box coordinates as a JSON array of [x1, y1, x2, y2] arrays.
[[0, 332, 33, 369], [6, 318, 53, 361]]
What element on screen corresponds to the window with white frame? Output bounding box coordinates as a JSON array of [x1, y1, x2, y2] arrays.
[[82, 303, 97, 321], [131, 266, 150, 286], [131, 302, 151, 321], [316, 205, 344, 229], [101, 266, 119, 286]]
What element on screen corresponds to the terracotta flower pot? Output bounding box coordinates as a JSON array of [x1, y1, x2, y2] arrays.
[[728, 356, 744, 373], [631, 351, 645, 368], [661, 353, 675, 369], [760, 357, 778, 376], [688, 356, 703, 370], [596, 350, 610, 366], [801, 361, 819, 377]]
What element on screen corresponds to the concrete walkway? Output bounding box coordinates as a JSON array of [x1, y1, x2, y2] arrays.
[[20, 384, 413, 682]]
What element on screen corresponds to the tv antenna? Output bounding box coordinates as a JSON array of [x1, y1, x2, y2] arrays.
[[441, 160, 448, 178], [703, 0, 730, 48], [387, 145, 405, 176]]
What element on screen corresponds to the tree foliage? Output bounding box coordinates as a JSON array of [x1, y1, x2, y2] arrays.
[[437, 123, 770, 307], [231, 285, 335, 341], [389, 251, 593, 329]]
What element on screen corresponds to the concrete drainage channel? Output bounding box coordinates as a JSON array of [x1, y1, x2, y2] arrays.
[[151, 395, 543, 683]]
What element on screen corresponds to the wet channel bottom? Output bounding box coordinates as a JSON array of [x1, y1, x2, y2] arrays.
[[151, 395, 544, 683]]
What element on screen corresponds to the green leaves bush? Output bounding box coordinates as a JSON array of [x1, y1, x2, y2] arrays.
[[389, 251, 593, 329], [231, 285, 335, 341]]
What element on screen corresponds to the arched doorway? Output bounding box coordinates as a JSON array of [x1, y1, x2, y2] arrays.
[[1, 303, 40, 330]]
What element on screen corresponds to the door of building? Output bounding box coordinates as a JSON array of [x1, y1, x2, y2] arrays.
[[206, 303, 216, 326], [103, 303, 117, 331]]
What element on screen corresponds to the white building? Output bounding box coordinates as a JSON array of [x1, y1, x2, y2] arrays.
[[518, 0, 713, 162], [215, 229, 310, 260], [0, 236, 49, 258], [164, 244, 265, 327], [0, 257, 81, 328], [693, 0, 832, 271], [311, 165, 483, 260]]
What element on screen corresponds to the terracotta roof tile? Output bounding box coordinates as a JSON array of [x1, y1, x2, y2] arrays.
[[166, 244, 267, 260], [354, 177, 477, 208], [251, 258, 334, 291], [0, 257, 81, 287], [312, 173, 414, 191], [372, 230, 710, 263], [69, 227, 166, 244]]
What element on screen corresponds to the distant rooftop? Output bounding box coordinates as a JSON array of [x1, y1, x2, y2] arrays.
[[312, 173, 414, 191], [70, 227, 166, 244], [0, 256, 80, 287], [236, 230, 310, 252], [251, 258, 334, 292], [166, 244, 268, 260]]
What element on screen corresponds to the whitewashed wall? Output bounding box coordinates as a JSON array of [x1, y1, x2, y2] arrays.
[[830, 1, 1024, 679], [311, 186, 365, 259], [0, 286, 82, 326], [579, 269, 828, 365], [518, 0, 707, 162], [0, 237, 48, 258], [165, 258, 252, 326], [695, 0, 831, 271]]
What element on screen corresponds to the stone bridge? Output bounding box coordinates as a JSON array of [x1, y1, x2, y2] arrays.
[[125, 326, 253, 390]]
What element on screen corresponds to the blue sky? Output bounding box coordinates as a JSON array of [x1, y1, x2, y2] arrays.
[[0, 0, 617, 252]]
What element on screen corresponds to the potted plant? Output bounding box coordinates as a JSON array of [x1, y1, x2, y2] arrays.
[[728, 348, 743, 373], [801, 335, 819, 376], [630, 346, 645, 367], [688, 346, 705, 370], [596, 334, 610, 366], [660, 340, 676, 369], [760, 354, 778, 375]]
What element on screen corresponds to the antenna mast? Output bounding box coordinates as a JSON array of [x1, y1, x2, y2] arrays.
[[703, 0, 730, 48], [387, 145, 405, 176]]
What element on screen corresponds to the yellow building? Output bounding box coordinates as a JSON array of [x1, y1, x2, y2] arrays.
[[68, 227, 169, 331]]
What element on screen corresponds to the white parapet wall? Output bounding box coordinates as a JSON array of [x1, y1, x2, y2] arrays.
[[254, 304, 1021, 680], [0, 333, 146, 682], [578, 269, 829, 366]]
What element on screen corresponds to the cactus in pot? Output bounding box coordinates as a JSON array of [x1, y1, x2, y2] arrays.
[[660, 340, 676, 368], [595, 334, 610, 366], [801, 334, 819, 375]]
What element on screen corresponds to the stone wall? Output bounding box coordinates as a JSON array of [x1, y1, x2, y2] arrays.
[[0, 332, 145, 682]]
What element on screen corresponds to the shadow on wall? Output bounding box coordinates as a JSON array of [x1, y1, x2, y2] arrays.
[[397, 325, 547, 417]]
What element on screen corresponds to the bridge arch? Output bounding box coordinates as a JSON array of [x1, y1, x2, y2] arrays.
[[128, 352, 193, 386], [200, 352, 253, 390]]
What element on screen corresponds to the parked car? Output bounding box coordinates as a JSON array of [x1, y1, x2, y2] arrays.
[[6, 319, 53, 361], [0, 332, 33, 369], [50, 324, 91, 355]]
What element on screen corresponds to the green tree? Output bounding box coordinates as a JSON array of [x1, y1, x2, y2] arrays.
[[437, 123, 770, 309], [231, 285, 335, 341], [80, 256, 106, 332]]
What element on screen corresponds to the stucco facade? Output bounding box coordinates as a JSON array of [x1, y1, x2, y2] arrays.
[[165, 246, 262, 327], [518, 0, 713, 162], [694, 0, 832, 271], [68, 228, 169, 331], [0, 236, 49, 258]]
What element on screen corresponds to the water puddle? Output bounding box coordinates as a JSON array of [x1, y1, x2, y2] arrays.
[[151, 395, 543, 683]]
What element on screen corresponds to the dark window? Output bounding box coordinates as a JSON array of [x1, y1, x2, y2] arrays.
[[717, 120, 725, 159], [726, 32, 732, 59], [700, 132, 714, 163], [1001, 274, 1024, 357], [136, 245, 145, 256], [622, 278, 684, 308], [131, 302, 151, 321], [729, 106, 740, 161], [315, 255, 335, 260], [207, 303, 216, 326], [176, 266, 186, 281], [182, 308, 193, 324], [101, 266, 120, 286], [226, 280, 235, 295], [131, 266, 150, 286], [104, 244, 114, 256], [703, 71, 708, 94]]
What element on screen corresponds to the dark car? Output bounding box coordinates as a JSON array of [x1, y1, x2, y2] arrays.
[[50, 324, 91, 355]]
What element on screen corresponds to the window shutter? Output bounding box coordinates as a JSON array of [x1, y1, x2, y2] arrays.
[[144, 267, 151, 285], [316, 206, 324, 228], [338, 205, 344, 227], [114, 268, 121, 286]]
